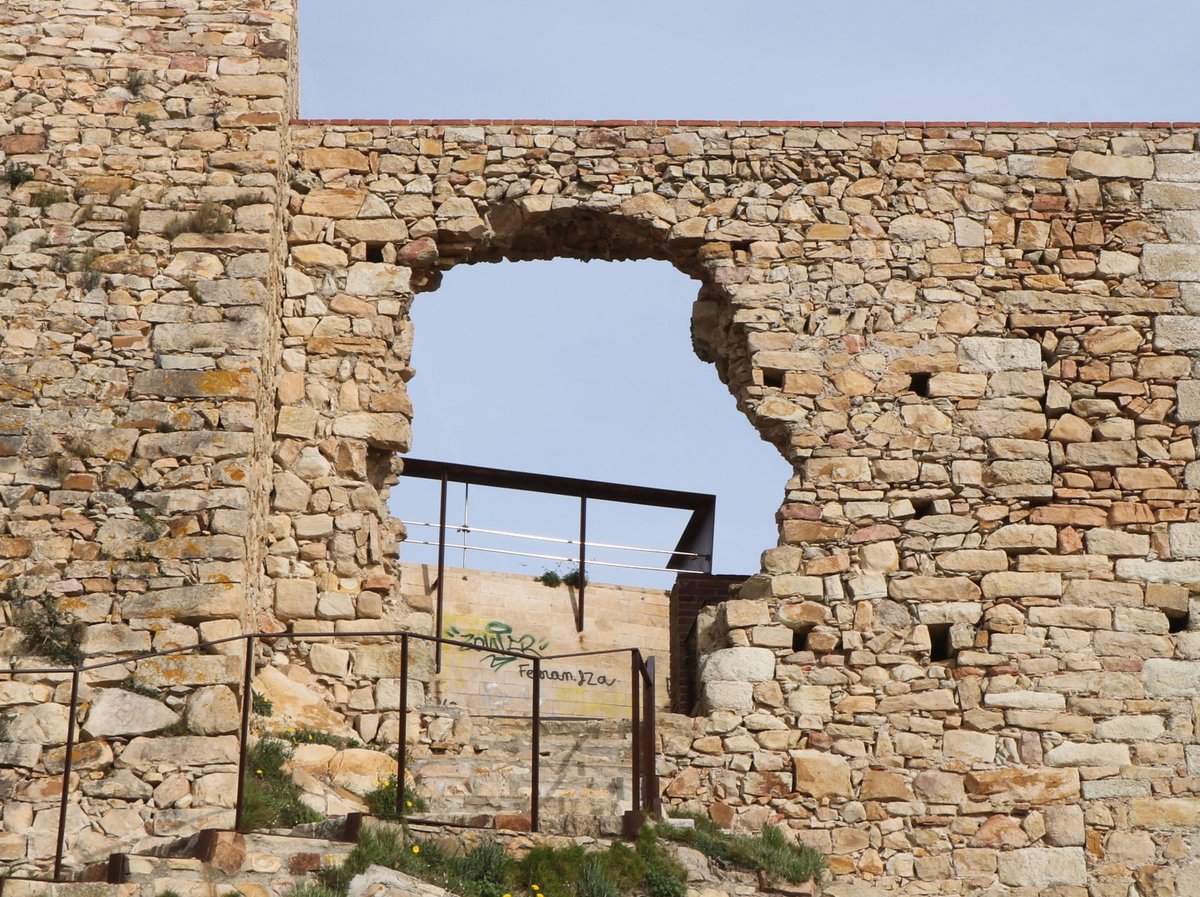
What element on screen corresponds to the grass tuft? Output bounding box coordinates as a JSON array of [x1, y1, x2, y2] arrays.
[[658, 813, 825, 885], [240, 737, 323, 831]]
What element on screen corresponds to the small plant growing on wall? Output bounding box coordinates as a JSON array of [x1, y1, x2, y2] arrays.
[[9, 589, 85, 667], [535, 566, 587, 588], [4, 163, 32, 189], [162, 199, 231, 239]]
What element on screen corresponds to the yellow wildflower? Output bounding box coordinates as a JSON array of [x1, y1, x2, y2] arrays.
[[412, 845, 420, 854]]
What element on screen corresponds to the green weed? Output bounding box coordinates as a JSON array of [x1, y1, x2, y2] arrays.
[[657, 813, 825, 885], [5, 163, 33, 189], [240, 737, 323, 831]]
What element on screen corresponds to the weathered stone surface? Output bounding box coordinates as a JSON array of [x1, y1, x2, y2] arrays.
[[791, 750, 852, 800], [957, 338, 1042, 372], [1144, 659, 1200, 696], [122, 584, 243, 621], [1068, 151, 1155, 179], [700, 648, 775, 682], [997, 847, 1087, 887], [84, 690, 179, 738], [118, 736, 239, 772], [965, 768, 1080, 802], [185, 686, 241, 735]]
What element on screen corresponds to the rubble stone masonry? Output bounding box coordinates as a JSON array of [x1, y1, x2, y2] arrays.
[[3, 1, 1200, 894]]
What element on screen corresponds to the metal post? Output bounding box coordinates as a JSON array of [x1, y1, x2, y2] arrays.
[[630, 651, 641, 818], [530, 657, 541, 833], [54, 667, 81, 881], [234, 634, 255, 833], [436, 473, 448, 672], [397, 634, 409, 816], [576, 497, 587, 632], [643, 656, 659, 817]]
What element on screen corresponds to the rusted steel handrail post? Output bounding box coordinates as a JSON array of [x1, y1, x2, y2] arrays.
[[53, 666, 81, 882], [234, 634, 256, 832], [643, 656, 659, 817], [530, 656, 541, 833], [397, 633, 409, 815], [630, 650, 641, 818], [576, 497, 586, 632], [435, 473, 448, 672]]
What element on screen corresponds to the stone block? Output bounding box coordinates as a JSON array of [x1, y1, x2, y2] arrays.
[[1095, 714, 1165, 742], [1155, 315, 1200, 351], [997, 847, 1087, 887], [957, 337, 1042, 372], [982, 571, 1061, 598], [1068, 151, 1154, 179], [1117, 558, 1200, 583], [346, 262, 411, 295], [943, 730, 996, 763], [702, 680, 753, 713], [1129, 797, 1200, 828], [791, 750, 852, 800], [889, 575, 981, 602], [1085, 528, 1149, 557], [275, 579, 318, 620], [699, 647, 775, 683], [84, 689, 179, 738], [1144, 243, 1200, 281], [1169, 522, 1200, 558], [1043, 742, 1130, 767], [1144, 659, 1200, 696], [185, 686, 240, 735], [804, 456, 870, 483], [965, 768, 1080, 802], [1155, 153, 1200, 181], [123, 584, 244, 622], [888, 215, 950, 242], [1064, 440, 1138, 467], [309, 644, 350, 678]]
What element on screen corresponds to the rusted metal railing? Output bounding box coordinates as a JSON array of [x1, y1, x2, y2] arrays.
[[0, 629, 659, 882]]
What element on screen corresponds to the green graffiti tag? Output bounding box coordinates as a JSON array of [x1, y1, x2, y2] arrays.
[[446, 620, 550, 670]]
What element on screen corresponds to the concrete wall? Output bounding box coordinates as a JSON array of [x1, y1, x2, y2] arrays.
[[400, 562, 670, 718]]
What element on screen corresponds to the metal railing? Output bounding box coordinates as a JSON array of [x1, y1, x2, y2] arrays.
[[0, 628, 659, 882], [401, 458, 715, 663]]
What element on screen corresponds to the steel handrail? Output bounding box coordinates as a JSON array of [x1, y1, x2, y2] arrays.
[[0, 627, 658, 882]]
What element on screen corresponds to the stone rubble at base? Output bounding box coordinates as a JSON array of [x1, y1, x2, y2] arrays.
[[2, 1, 1200, 894]]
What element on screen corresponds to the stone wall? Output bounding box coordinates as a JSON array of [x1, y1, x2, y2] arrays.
[[3, 0, 1200, 891], [271, 119, 1200, 897]]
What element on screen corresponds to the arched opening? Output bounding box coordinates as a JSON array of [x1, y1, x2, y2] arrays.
[[391, 205, 794, 718]]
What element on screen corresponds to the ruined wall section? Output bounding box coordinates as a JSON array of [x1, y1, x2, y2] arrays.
[[0, 0, 294, 870], [282, 121, 1200, 894]]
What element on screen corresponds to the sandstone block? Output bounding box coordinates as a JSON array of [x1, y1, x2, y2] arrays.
[[962, 409, 1046, 439], [805, 456, 870, 484], [982, 571, 1061, 598], [702, 680, 753, 713], [1007, 155, 1068, 178], [133, 370, 257, 400], [983, 525, 1056, 551], [1095, 714, 1165, 741], [1144, 659, 1200, 696], [859, 769, 913, 801], [943, 730, 996, 763], [123, 584, 243, 622], [1118, 558, 1200, 583], [185, 686, 241, 736], [1064, 440, 1137, 467], [84, 689, 179, 738], [292, 243, 349, 269], [1085, 528, 1150, 557], [965, 768, 1080, 802], [331, 413, 411, 451], [1144, 244, 1200, 281], [913, 770, 964, 804], [958, 337, 1042, 372], [299, 148, 371, 171], [889, 575, 980, 602], [1155, 315, 1200, 351], [276, 579, 318, 620], [1177, 380, 1200, 422], [118, 736, 239, 772], [1129, 797, 1200, 828], [888, 215, 950, 242], [1068, 151, 1154, 179], [700, 647, 775, 683], [334, 220, 409, 244], [1044, 742, 1130, 767], [135, 656, 241, 687], [310, 644, 350, 678], [997, 847, 1087, 887], [791, 750, 852, 800], [983, 691, 1065, 711], [1169, 522, 1200, 558]]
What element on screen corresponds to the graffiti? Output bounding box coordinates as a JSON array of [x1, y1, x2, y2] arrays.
[[446, 620, 549, 670], [518, 665, 618, 688]]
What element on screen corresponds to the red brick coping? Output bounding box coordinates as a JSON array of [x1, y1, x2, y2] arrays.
[[291, 119, 1200, 129]]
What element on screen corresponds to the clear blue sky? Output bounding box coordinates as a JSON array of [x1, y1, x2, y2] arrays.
[[297, 0, 1200, 584]]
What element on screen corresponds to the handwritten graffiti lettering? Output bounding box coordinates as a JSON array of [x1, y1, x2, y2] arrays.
[[446, 620, 549, 670], [517, 665, 618, 689]]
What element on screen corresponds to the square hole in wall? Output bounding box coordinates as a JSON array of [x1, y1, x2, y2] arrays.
[[927, 623, 955, 663]]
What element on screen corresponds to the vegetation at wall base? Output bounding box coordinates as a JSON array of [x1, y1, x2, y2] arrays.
[[275, 726, 362, 750], [240, 737, 322, 831], [362, 774, 426, 819], [657, 813, 825, 885], [297, 823, 687, 897]]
